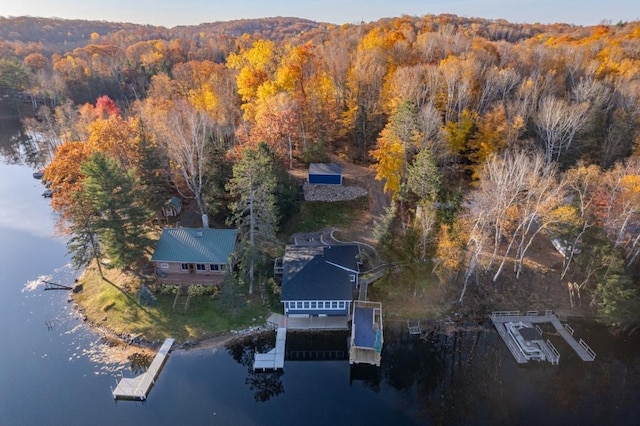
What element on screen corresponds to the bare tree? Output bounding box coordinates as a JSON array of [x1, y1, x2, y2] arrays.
[[535, 96, 589, 164], [144, 99, 213, 216]]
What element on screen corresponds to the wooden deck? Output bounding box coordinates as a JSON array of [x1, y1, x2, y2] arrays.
[[286, 316, 349, 330], [112, 338, 175, 400], [349, 301, 383, 366], [155, 272, 225, 287], [253, 327, 287, 370], [491, 311, 596, 363]]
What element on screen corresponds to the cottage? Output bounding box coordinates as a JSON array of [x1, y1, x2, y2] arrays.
[[280, 244, 360, 318], [151, 228, 238, 286], [308, 163, 343, 185]]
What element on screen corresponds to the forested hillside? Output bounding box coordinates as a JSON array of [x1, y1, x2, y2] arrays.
[[2, 14, 640, 327]]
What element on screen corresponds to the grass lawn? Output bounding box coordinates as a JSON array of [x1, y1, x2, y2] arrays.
[[281, 197, 368, 237], [74, 266, 268, 343]]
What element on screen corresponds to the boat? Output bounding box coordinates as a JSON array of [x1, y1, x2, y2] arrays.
[[505, 321, 546, 361], [33, 170, 44, 179], [42, 189, 54, 198]]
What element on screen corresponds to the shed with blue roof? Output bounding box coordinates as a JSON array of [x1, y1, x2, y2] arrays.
[[308, 163, 343, 185]]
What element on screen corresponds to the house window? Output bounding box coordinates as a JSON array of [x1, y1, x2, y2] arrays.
[[350, 274, 356, 282], [310, 301, 317, 309], [210, 264, 220, 271], [180, 263, 189, 271], [159, 263, 169, 269], [331, 301, 338, 309], [196, 264, 206, 271]]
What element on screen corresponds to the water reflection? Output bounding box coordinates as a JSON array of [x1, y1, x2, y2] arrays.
[[129, 352, 152, 375], [226, 331, 286, 403], [219, 319, 639, 424], [0, 117, 39, 166]]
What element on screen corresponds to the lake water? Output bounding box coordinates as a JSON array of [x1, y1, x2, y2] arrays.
[[1, 121, 639, 425]]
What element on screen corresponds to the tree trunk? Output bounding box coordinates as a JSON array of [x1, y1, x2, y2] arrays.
[[248, 192, 255, 295]]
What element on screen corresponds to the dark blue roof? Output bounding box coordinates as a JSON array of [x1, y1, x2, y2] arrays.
[[280, 244, 360, 302], [353, 307, 376, 348], [323, 245, 360, 272], [281, 256, 354, 301]]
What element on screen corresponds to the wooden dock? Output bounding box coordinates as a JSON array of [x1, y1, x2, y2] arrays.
[[112, 338, 175, 400], [491, 311, 596, 364], [253, 327, 287, 370], [349, 301, 383, 366], [43, 280, 72, 291]]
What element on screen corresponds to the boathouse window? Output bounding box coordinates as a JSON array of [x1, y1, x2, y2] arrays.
[[297, 301, 303, 309], [160, 263, 169, 269], [303, 302, 310, 309], [331, 301, 338, 309], [196, 264, 206, 271], [338, 301, 345, 309], [350, 274, 356, 282], [181, 263, 189, 271], [310, 302, 317, 309]]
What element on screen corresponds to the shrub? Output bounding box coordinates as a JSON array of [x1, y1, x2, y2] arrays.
[[138, 285, 158, 306], [187, 285, 217, 297], [159, 284, 180, 295]]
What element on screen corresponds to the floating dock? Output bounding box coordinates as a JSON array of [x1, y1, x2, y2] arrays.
[[491, 311, 596, 364], [349, 301, 383, 366], [112, 338, 175, 400], [253, 327, 287, 370]]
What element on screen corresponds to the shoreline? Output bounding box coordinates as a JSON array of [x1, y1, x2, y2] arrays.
[[71, 295, 276, 364]]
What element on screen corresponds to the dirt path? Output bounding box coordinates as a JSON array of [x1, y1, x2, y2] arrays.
[[331, 155, 390, 220]]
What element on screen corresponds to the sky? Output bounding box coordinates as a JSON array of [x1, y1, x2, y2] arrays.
[[1, 0, 639, 27]]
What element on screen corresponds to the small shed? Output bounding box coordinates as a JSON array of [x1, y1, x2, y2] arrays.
[[162, 196, 182, 217], [308, 163, 343, 185]]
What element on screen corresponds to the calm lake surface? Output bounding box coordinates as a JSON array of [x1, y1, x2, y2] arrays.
[[1, 119, 639, 425]]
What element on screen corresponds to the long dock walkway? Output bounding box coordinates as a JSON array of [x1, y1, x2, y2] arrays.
[[491, 311, 596, 363], [112, 338, 175, 400], [253, 327, 286, 370]]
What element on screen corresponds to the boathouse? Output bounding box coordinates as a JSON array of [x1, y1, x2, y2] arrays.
[[280, 244, 360, 319], [151, 228, 238, 286], [349, 301, 383, 366], [308, 163, 343, 185]]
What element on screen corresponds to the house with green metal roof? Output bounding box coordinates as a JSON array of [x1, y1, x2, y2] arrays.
[[151, 228, 238, 286]]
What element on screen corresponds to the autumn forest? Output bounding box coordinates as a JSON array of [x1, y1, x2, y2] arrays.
[[2, 14, 640, 327]]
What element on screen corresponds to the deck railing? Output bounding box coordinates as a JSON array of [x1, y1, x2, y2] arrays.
[[579, 339, 597, 361], [491, 310, 521, 318], [545, 339, 561, 365], [564, 323, 575, 336]]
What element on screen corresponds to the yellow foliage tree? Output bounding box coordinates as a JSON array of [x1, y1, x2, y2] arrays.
[[370, 127, 404, 195]]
